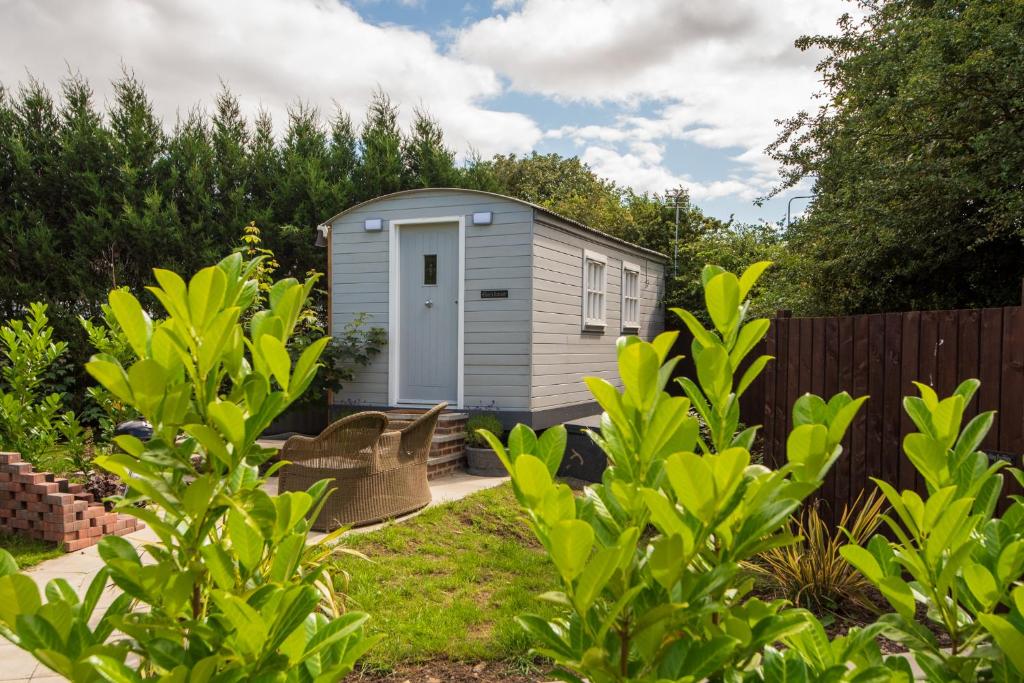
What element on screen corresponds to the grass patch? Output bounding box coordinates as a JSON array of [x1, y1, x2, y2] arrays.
[[331, 483, 559, 672], [0, 533, 63, 568]]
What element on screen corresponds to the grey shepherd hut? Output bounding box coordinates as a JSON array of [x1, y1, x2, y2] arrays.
[[316, 188, 667, 428]]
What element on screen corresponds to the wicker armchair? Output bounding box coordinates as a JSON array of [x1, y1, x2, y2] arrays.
[[278, 411, 412, 530], [374, 401, 448, 512]]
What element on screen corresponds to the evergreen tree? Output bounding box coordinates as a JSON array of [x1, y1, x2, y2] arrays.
[[108, 71, 164, 200], [107, 71, 178, 298], [211, 84, 250, 235], [272, 102, 330, 280], [56, 74, 116, 317], [246, 107, 280, 228], [354, 90, 403, 201], [326, 108, 358, 208], [401, 107, 456, 189], [2, 79, 62, 323], [165, 108, 217, 272]]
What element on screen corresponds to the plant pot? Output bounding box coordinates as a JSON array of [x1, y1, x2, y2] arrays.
[[465, 445, 507, 477]]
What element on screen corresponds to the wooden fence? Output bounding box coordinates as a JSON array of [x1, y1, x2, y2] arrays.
[[670, 304, 1024, 523]]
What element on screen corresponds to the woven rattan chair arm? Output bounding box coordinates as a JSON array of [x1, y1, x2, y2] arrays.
[[368, 430, 403, 473], [280, 434, 319, 461], [319, 411, 388, 442], [396, 402, 447, 463]]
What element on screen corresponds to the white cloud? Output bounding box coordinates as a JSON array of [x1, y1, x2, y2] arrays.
[[581, 143, 762, 203], [0, 0, 541, 157], [456, 0, 850, 204], [0, 0, 851, 211]]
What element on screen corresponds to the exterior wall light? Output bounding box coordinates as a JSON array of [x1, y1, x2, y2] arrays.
[[472, 212, 493, 226], [314, 224, 330, 247], [364, 218, 384, 231]]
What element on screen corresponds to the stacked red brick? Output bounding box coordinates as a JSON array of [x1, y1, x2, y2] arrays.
[[383, 410, 469, 480], [0, 452, 141, 551], [426, 412, 468, 479]]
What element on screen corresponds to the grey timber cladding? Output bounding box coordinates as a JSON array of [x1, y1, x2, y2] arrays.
[[530, 217, 665, 410], [330, 189, 534, 410]]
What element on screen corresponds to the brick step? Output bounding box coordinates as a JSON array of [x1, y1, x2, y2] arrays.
[[386, 410, 468, 479]]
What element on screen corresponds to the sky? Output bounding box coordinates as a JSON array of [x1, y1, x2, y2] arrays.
[[0, 0, 851, 224]]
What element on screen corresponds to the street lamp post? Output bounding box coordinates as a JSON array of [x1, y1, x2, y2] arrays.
[[786, 194, 815, 228], [666, 189, 684, 276]]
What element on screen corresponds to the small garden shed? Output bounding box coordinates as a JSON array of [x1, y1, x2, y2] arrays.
[[318, 188, 667, 428]]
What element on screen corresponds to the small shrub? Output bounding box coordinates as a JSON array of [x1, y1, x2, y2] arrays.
[[0, 254, 378, 680], [0, 302, 80, 464], [841, 380, 1024, 679], [466, 413, 503, 448], [80, 296, 140, 442], [238, 223, 386, 407], [83, 470, 123, 511], [479, 263, 896, 681], [749, 489, 885, 615], [296, 312, 387, 407]]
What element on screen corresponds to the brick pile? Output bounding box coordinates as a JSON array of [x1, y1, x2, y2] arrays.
[[0, 452, 142, 552]]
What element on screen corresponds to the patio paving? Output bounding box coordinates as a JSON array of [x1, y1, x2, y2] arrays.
[[1, 471, 509, 681]]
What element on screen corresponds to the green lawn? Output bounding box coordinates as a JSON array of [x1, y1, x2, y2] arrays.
[[331, 483, 559, 673], [0, 533, 63, 568]]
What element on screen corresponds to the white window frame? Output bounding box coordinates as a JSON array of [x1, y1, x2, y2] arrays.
[[621, 261, 641, 331], [582, 249, 607, 330]]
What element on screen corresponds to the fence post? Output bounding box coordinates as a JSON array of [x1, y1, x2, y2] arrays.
[[775, 309, 792, 320]]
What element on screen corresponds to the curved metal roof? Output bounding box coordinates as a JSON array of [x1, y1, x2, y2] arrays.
[[318, 187, 669, 261]]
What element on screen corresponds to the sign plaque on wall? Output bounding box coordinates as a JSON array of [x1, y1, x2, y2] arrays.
[[480, 289, 509, 299]]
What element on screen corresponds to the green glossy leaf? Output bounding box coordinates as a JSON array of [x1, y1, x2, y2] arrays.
[[108, 289, 151, 359], [705, 272, 741, 334], [549, 519, 593, 583]]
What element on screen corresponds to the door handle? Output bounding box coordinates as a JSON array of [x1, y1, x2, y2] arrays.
[[425, 299, 433, 307]]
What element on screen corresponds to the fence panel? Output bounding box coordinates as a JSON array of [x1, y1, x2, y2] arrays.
[[669, 303, 1024, 519]]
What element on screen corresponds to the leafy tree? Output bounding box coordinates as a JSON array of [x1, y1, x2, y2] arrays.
[[457, 147, 501, 192], [671, 221, 815, 319], [769, 0, 1024, 314], [483, 152, 633, 233], [353, 90, 403, 201], [401, 107, 457, 188]]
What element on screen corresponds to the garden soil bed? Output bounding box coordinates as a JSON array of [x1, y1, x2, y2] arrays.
[[753, 582, 952, 656], [351, 660, 549, 682]]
